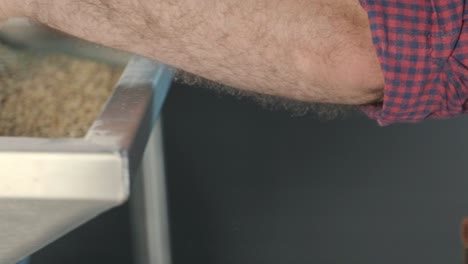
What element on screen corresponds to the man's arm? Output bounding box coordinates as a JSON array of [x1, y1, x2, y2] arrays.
[[1, 0, 384, 105]]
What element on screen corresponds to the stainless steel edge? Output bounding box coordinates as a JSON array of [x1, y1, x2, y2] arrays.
[[86, 56, 174, 174]]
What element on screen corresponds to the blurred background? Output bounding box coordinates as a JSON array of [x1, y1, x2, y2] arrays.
[[27, 81, 468, 264]]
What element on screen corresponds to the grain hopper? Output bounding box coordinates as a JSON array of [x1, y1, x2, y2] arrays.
[[0, 19, 173, 263]]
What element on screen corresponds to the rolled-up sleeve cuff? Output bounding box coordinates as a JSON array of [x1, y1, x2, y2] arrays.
[[359, 0, 468, 126]]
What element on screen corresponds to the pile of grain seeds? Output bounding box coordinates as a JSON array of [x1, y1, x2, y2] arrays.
[[0, 43, 123, 138]]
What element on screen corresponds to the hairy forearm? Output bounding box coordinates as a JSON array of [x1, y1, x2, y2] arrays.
[[3, 0, 383, 104]]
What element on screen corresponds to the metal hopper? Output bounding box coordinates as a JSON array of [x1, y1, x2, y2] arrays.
[[0, 19, 173, 263]]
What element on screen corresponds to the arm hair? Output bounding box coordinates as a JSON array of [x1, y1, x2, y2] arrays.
[[4, 0, 384, 104]]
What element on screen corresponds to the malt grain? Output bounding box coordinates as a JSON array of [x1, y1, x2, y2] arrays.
[[0, 45, 123, 138]]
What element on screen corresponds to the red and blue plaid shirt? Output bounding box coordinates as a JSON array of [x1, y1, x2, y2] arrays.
[[359, 0, 468, 125]]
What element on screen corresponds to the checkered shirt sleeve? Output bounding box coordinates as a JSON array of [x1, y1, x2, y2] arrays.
[[359, 0, 468, 125]]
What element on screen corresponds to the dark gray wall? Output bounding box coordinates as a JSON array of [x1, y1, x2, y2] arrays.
[[164, 83, 468, 264], [33, 81, 468, 264]]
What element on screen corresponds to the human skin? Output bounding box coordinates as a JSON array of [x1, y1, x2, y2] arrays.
[[0, 0, 384, 105]]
